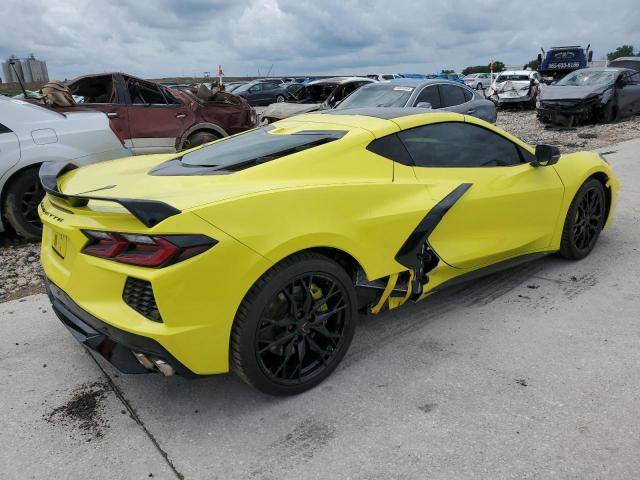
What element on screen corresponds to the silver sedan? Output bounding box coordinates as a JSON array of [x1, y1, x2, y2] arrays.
[[335, 79, 497, 123]]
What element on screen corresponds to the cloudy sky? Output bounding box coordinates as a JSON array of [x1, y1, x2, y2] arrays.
[[2, 0, 638, 80]]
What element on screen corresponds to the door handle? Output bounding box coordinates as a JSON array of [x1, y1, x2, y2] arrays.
[[175, 113, 187, 118], [466, 109, 476, 114], [106, 112, 119, 118]]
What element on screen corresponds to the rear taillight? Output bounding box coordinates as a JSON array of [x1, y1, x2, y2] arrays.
[[108, 119, 127, 146], [81, 231, 216, 267]]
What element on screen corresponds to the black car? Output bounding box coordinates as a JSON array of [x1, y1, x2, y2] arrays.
[[233, 81, 291, 106], [537, 67, 640, 125]]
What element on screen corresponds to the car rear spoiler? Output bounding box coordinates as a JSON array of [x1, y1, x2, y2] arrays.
[[39, 161, 181, 228]]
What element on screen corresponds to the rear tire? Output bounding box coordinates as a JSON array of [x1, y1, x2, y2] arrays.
[[182, 131, 219, 150], [3, 167, 44, 240], [476, 83, 483, 90], [559, 178, 606, 260], [275, 95, 286, 103], [230, 252, 357, 396]]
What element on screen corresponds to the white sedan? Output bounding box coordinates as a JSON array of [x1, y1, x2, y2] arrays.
[[0, 96, 131, 239]]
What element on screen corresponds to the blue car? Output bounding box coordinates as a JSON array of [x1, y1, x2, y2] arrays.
[[234, 81, 291, 106]]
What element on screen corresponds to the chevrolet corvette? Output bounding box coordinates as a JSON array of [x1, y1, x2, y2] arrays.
[[39, 108, 619, 396]]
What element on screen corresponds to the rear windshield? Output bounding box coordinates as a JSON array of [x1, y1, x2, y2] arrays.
[[496, 75, 530, 82], [337, 84, 413, 109], [180, 127, 346, 169]]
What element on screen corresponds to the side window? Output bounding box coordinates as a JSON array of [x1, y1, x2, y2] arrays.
[[462, 87, 473, 102], [69, 75, 118, 104], [439, 84, 467, 107], [129, 80, 167, 105], [414, 85, 441, 108], [397, 122, 524, 168], [162, 87, 181, 105], [630, 72, 640, 84], [366, 134, 413, 166]]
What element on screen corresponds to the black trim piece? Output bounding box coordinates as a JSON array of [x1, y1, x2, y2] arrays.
[[428, 252, 551, 295], [45, 278, 197, 377], [39, 161, 181, 228], [0, 122, 12, 134], [395, 183, 472, 271]]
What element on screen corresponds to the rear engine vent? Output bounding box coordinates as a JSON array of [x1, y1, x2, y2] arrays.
[[123, 278, 162, 322]]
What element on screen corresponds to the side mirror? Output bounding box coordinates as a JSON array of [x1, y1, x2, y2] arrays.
[[533, 144, 560, 166], [416, 102, 433, 109], [588, 51, 594, 62], [537, 53, 542, 64]]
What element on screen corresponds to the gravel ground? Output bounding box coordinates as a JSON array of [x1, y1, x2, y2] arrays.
[[496, 109, 640, 153], [0, 238, 44, 302], [1, 110, 639, 303]]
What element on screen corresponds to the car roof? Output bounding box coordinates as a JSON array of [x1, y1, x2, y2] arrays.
[[365, 79, 471, 88], [307, 76, 374, 86], [573, 67, 629, 73], [319, 107, 440, 119], [496, 70, 533, 76]]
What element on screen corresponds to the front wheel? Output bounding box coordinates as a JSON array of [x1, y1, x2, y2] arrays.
[[230, 252, 357, 396], [559, 178, 606, 260], [476, 83, 483, 90], [3, 167, 45, 240], [275, 95, 285, 103]]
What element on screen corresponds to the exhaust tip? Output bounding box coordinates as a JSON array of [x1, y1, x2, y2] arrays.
[[134, 352, 175, 376]]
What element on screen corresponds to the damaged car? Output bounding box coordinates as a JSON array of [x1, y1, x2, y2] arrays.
[[260, 77, 375, 123], [486, 70, 541, 107], [0, 95, 131, 239], [35, 73, 257, 154], [335, 79, 497, 123], [537, 68, 640, 126]]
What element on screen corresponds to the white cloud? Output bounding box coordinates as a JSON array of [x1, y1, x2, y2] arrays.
[[1, 0, 637, 80]]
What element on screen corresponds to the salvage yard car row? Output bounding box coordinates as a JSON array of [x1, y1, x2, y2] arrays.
[[1, 61, 640, 243]]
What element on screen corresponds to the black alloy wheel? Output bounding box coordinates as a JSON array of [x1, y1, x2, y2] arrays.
[[573, 186, 604, 250], [3, 167, 46, 240], [559, 178, 606, 260], [255, 273, 349, 385], [231, 252, 357, 396]]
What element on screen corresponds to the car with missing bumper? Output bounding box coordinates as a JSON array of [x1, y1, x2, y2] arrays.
[[537, 67, 640, 126], [260, 77, 375, 123], [335, 79, 497, 123], [486, 70, 541, 107], [0, 95, 131, 239], [39, 108, 618, 396]]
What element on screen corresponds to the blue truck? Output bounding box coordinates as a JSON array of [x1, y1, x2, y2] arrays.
[[537, 45, 593, 83]]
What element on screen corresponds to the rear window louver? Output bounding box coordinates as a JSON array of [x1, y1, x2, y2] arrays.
[[150, 128, 346, 177]]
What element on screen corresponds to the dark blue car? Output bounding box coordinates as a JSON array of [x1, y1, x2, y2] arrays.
[[234, 81, 291, 106]]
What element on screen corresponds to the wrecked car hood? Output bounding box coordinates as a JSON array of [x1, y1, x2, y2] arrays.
[[261, 102, 323, 120], [539, 84, 609, 101]]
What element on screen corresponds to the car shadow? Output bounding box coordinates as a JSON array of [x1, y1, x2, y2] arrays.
[[101, 255, 562, 413]]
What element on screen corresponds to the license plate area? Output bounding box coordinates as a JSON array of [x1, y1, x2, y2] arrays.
[[51, 229, 68, 258]]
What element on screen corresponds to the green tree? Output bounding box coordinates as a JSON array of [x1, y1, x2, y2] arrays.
[[607, 45, 635, 61], [492, 61, 505, 72], [527, 58, 539, 71], [462, 65, 489, 75]]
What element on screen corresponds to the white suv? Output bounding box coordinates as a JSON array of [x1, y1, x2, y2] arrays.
[[0, 96, 131, 239]]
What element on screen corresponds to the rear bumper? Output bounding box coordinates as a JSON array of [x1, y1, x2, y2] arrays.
[[45, 277, 197, 377]]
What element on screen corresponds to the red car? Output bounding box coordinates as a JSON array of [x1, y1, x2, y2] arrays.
[[60, 73, 258, 154]]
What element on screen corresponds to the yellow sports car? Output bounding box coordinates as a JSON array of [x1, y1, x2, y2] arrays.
[[39, 108, 619, 396]]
